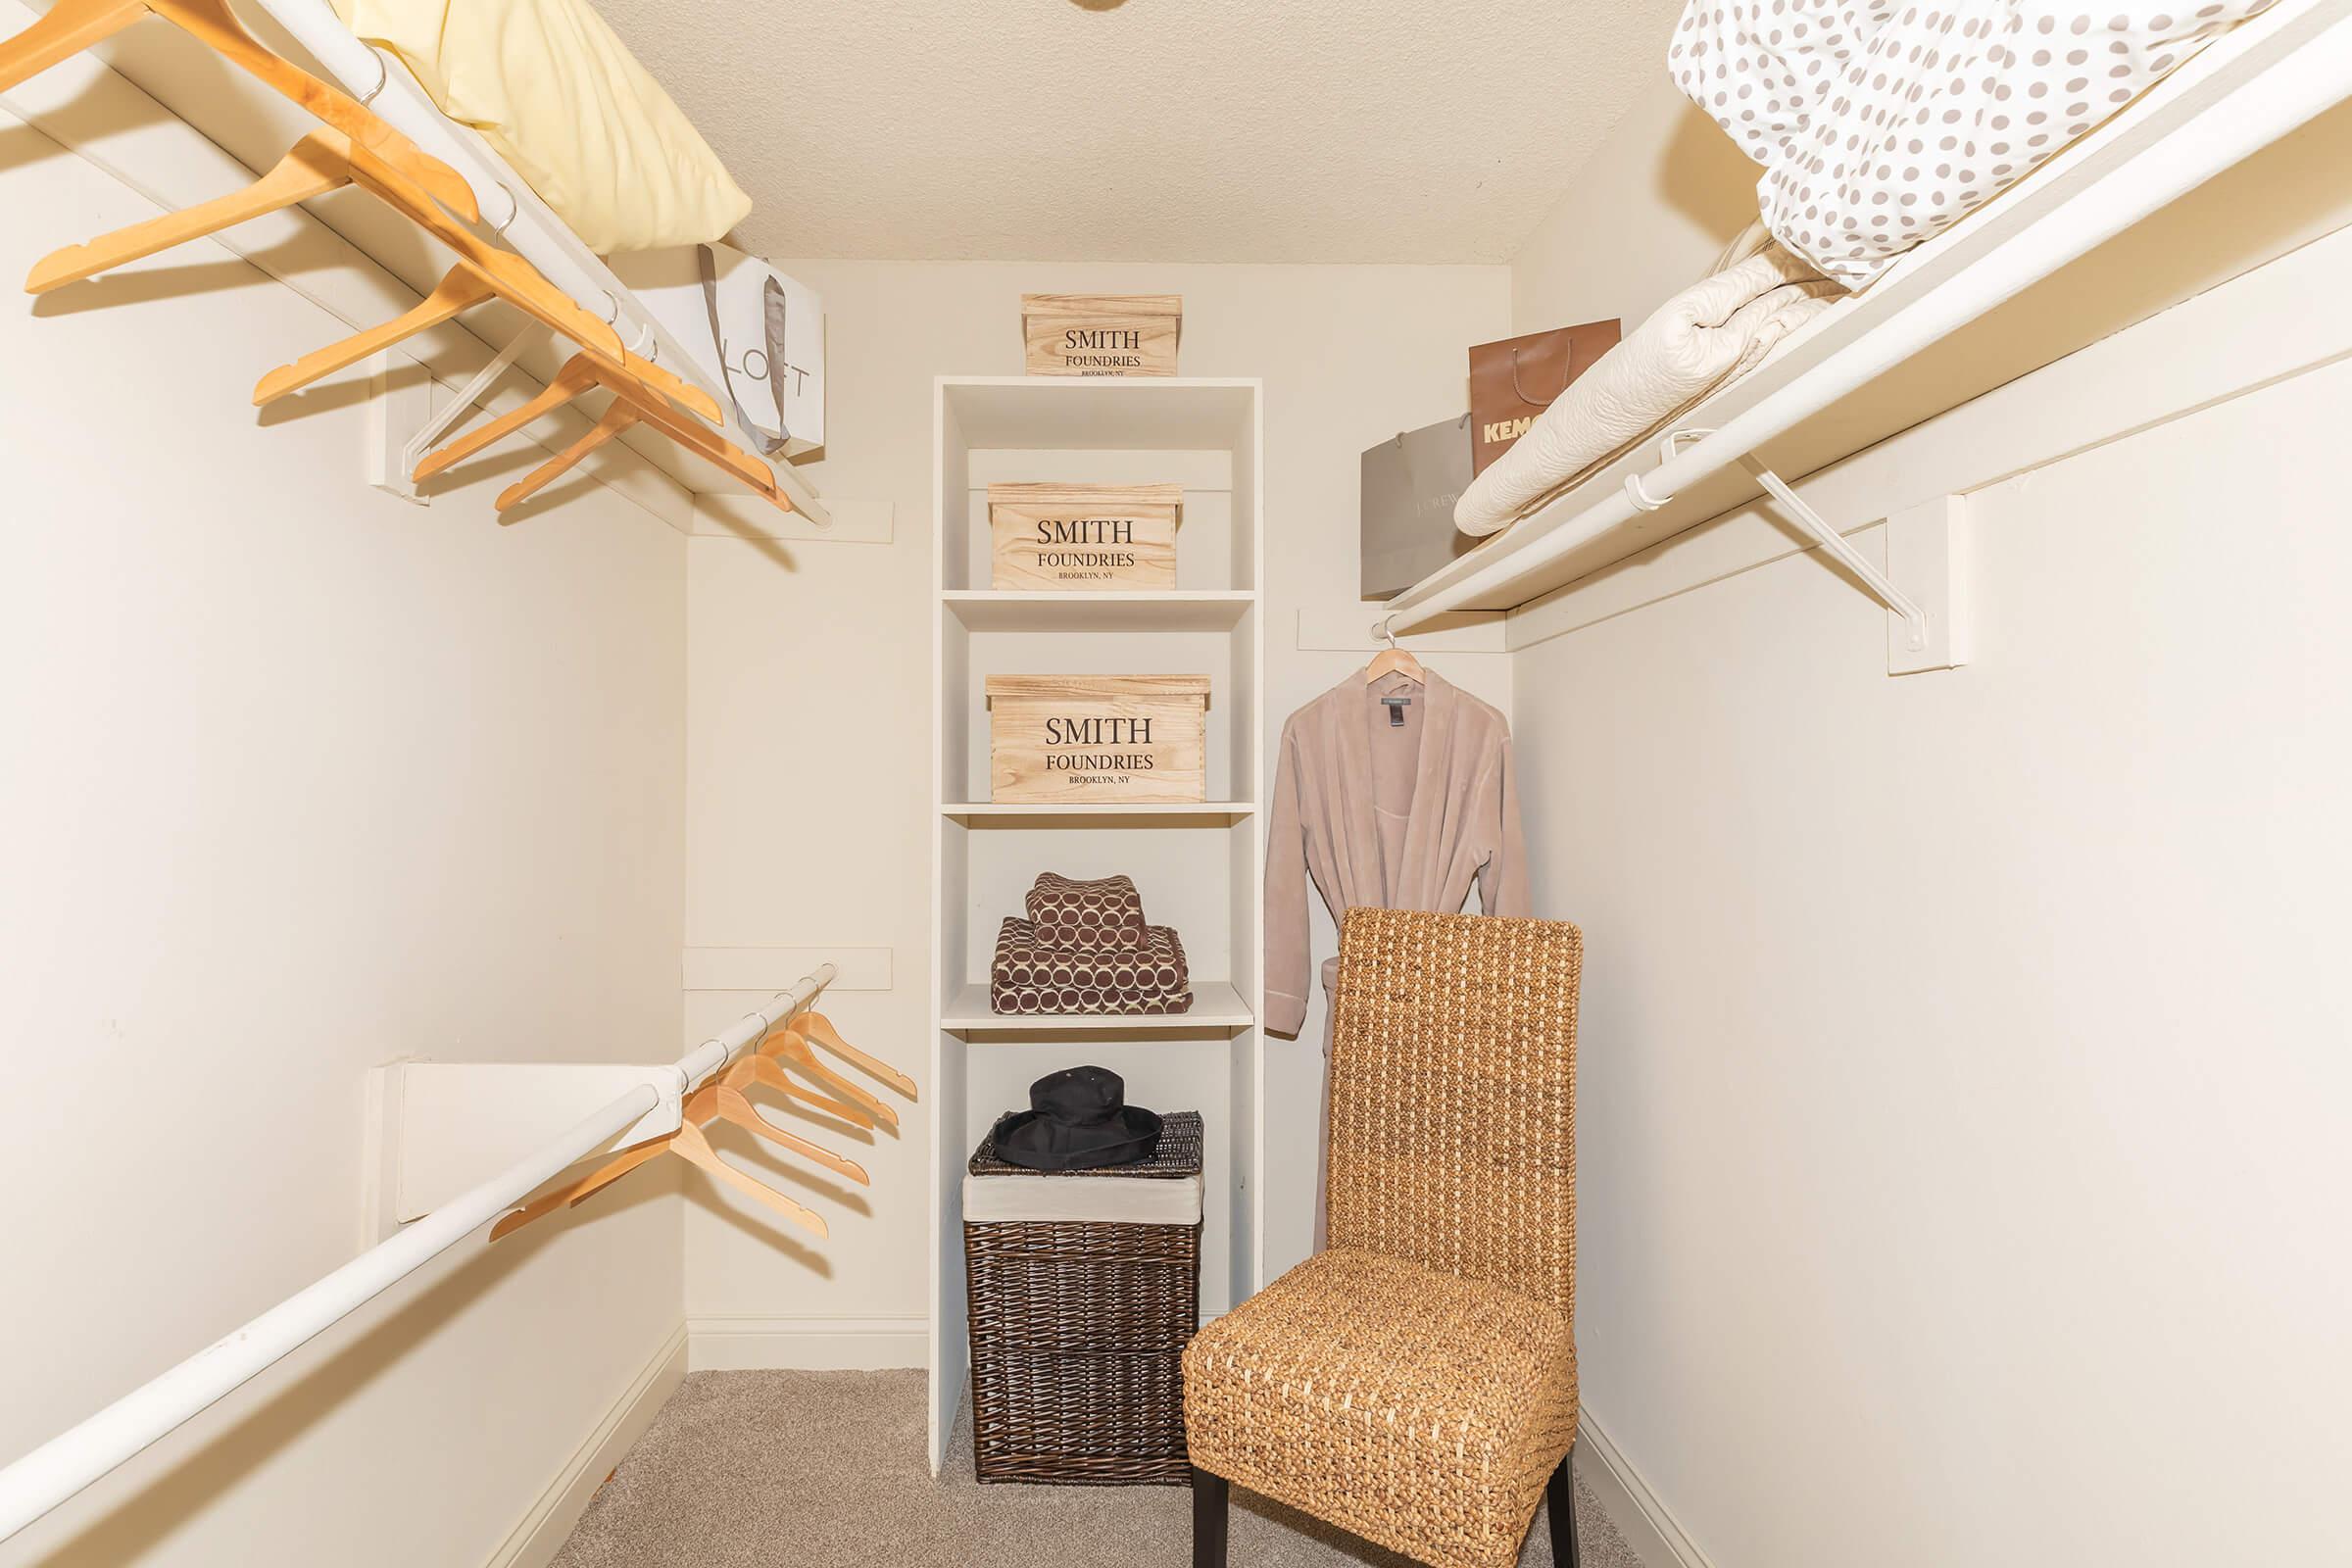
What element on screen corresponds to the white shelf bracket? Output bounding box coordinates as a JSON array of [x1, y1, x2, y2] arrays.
[[1625, 433, 1965, 675], [365, 1060, 683, 1238], [1734, 455, 1932, 656], [364, 325, 551, 505], [1883, 493, 1970, 675]]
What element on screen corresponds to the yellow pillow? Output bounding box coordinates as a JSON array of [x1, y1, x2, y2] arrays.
[[333, 0, 753, 254]]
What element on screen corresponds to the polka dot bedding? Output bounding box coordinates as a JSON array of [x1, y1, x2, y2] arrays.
[[1670, 0, 2278, 287]]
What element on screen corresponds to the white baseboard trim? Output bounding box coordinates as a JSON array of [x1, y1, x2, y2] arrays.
[[488, 1321, 688, 1568], [687, 1313, 928, 1371], [1575, 1409, 1715, 1568]]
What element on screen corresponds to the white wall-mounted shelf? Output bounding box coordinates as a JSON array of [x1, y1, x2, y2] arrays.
[[1379, 0, 2352, 645], [929, 376, 1266, 1476]]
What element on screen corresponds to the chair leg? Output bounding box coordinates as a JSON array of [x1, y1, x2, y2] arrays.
[[1192, 1467, 1230, 1568], [1548, 1449, 1580, 1568]]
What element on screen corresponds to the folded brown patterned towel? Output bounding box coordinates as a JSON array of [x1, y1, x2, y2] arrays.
[[1024, 872, 1150, 950], [991, 917, 1193, 1015]]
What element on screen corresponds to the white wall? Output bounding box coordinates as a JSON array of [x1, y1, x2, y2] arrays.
[[0, 110, 689, 1565], [1514, 353, 2352, 1568], [1501, 55, 2352, 1568], [1509, 75, 1761, 337], [679, 260, 1514, 1346]]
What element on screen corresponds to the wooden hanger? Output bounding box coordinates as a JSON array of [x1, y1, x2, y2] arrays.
[[25, 133, 353, 296], [1364, 619, 1426, 685], [735, 1051, 876, 1128], [490, 1085, 835, 1243], [787, 1011, 919, 1101], [25, 122, 789, 514], [251, 262, 496, 406], [495, 400, 639, 511], [412, 351, 786, 510], [666, 1120, 826, 1238], [761, 1026, 899, 1131], [412, 355, 600, 483], [26, 127, 729, 441], [708, 1062, 870, 1185], [489, 1135, 667, 1241], [0, 0, 478, 222]]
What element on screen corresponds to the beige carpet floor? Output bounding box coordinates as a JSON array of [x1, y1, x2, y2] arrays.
[[551, 1370, 1642, 1568]]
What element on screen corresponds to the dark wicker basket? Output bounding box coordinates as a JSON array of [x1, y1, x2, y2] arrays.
[[964, 1110, 1203, 1486]]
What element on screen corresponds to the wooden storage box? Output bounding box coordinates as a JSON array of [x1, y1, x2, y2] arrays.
[[986, 674, 1208, 804], [1021, 294, 1182, 377], [988, 483, 1184, 590]]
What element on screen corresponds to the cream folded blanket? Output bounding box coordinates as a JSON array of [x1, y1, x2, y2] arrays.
[[1454, 247, 1841, 538]]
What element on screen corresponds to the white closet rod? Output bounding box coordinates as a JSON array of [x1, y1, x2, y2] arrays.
[[0, 962, 840, 1545], [1376, 3, 2352, 638]]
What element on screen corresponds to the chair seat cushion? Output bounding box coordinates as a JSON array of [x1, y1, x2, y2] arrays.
[[1182, 1249, 1579, 1568]]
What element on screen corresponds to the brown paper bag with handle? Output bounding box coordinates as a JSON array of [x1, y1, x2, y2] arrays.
[[1467, 319, 1621, 477]]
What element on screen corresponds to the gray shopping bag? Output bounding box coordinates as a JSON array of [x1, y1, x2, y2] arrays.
[[1361, 413, 1476, 601]]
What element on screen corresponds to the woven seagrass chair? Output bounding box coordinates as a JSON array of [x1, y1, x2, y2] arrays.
[[1184, 906, 1582, 1568]]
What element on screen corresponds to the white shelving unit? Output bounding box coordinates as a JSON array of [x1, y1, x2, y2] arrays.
[[926, 376, 1266, 1473]]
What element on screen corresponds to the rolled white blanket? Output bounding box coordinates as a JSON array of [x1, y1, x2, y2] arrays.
[[1454, 248, 1841, 538]]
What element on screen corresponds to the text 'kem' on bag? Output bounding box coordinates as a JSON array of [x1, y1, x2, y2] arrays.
[[1466, 318, 1620, 477]]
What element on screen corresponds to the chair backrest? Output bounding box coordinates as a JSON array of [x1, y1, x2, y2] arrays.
[[1325, 906, 1581, 1320]]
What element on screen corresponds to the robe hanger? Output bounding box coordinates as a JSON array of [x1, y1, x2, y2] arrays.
[[0, 0, 478, 222], [787, 1011, 920, 1101], [1364, 618, 1426, 685], [761, 1026, 899, 1132]]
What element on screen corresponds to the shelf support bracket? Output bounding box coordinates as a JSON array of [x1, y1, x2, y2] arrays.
[[1624, 432, 1965, 675], [363, 1059, 684, 1241], [365, 324, 550, 505], [1734, 455, 1931, 651]]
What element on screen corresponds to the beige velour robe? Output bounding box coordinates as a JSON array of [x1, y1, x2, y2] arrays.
[[1264, 668, 1528, 1039]]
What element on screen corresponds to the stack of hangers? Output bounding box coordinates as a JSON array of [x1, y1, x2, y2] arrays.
[[0, 0, 790, 516], [493, 1006, 915, 1242], [991, 872, 1193, 1016]]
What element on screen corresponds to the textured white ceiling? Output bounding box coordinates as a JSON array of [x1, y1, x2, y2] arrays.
[[593, 0, 1688, 264]]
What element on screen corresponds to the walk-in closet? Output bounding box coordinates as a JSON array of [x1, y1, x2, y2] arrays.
[[5, 1, 2349, 1564]]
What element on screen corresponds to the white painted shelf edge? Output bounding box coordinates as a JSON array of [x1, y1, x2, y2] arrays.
[[940, 802, 1256, 818], [943, 981, 1253, 1032], [943, 590, 1256, 632]]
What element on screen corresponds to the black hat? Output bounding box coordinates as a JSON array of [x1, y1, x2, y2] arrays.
[[991, 1065, 1163, 1172]]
